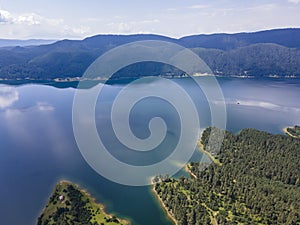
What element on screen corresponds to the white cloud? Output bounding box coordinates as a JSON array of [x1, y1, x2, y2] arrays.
[[288, 0, 300, 4], [63, 25, 91, 35], [14, 13, 42, 25], [0, 2, 300, 39], [0, 8, 90, 38], [0, 9, 12, 23], [0, 10, 43, 25], [0, 87, 19, 109], [107, 19, 160, 33], [188, 4, 210, 9]]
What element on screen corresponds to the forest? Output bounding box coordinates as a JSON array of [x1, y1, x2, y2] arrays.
[[286, 126, 300, 139], [153, 127, 300, 225], [37, 181, 129, 225], [1, 29, 300, 80]]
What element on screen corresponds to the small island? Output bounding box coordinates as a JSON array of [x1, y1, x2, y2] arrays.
[[283, 125, 300, 138], [37, 180, 130, 225]]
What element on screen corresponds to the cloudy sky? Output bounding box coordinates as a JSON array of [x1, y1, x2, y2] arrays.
[[0, 0, 300, 39]]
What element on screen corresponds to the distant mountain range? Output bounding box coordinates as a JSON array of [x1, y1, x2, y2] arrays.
[[0, 39, 56, 48], [0, 28, 300, 80]]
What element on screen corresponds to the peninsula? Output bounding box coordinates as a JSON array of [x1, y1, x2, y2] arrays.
[[283, 125, 300, 138], [153, 127, 300, 225], [37, 180, 130, 225]]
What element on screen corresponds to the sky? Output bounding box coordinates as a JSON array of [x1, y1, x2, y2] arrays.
[[0, 0, 300, 40]]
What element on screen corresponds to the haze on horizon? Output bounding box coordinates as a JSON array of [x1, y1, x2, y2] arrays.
[[0, 0, 300, 40]]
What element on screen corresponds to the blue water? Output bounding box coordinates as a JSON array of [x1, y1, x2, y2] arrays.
[[0, 77, 300, 225]]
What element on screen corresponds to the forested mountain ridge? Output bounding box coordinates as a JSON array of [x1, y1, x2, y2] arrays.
[[179, 28, 300, 50], [193, 43, 300, 77], [0, 28, 300, 80], [153, 127, 300, 225], [0, 39, 56, 48], [0, 34, 178, 80]]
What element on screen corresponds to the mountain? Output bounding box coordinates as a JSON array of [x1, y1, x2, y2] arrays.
[[193, 43, 300, 77], [180, 28, 300, 50], [0, 34, 179, 79], [0, 28, 300, 80], [0, 39, 56, 48]]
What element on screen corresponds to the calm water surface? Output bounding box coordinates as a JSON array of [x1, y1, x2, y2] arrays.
[[0, 77, 299, 225]]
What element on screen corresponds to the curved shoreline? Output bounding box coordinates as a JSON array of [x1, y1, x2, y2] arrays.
[[185, 164, 197, 179], [283, 126, 299, 139], [150, 139, 219, 225], [197, 139, 222, 166], [151, 182, 178, 225], [40, 179, 131, 225], [63, 180, 131, 225]]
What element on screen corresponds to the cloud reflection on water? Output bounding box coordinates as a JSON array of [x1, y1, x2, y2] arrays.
[[0, 86, 19, 109], [213, 98, 300, 114]]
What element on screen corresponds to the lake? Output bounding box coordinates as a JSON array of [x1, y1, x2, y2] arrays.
[[0, 77, 300, 225]]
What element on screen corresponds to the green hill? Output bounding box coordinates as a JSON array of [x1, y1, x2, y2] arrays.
[[1, 29, 300, 81], [192, 43, 300, 77], [37, 180, 130, 225]]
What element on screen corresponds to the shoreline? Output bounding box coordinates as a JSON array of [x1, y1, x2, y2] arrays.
[[151, 182, 178, 225], [52, 180, 131, 225], [197, 139, 222, 166], [150, 138, 219, 225], [185, 164, 197, 179], [282, 126, 299, 139], [63, 180, 131, 225], [1, 76, 300, 87]]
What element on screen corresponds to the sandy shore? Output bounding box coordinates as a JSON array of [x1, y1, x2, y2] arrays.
[[185, 164, 197, 179], [283, 127, 299, 139], [197, 140, 222, 166]]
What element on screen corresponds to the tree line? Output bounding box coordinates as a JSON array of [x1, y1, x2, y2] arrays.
[[154, 127, 300, 225]]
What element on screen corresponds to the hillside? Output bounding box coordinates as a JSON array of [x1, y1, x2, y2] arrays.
[[0, 28, 300, 80], [0, 34, 178, 80], [193, 43, 300, 77], [180, 28, 300, 50], [153, 127, 300, 225]]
